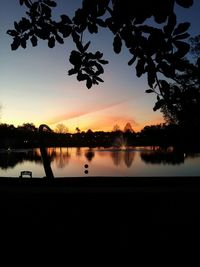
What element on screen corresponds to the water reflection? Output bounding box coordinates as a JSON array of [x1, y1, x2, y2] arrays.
[[1, 147, 200, 175], [76, 147, 82, 158], [85, 148, 95, 162], [140, 148, 185, 165], [124, 151, 135, 167], [0, 149, 42, 169], [110, 150, 135, 167], [54, 148, 71, 169]]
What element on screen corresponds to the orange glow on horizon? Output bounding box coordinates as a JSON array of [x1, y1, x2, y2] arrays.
[[50, 114, 164, 133]]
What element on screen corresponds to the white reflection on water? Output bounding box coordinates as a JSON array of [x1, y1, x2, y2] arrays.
[[0, 146, 200, 177]]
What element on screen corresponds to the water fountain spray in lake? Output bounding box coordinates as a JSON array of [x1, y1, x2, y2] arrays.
[[113, 134, 128, 150]]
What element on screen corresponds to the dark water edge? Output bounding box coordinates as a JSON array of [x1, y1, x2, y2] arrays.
[[0, 176, 200, 262]]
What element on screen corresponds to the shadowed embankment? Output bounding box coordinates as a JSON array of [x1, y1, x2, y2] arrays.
[[0, 176, 200, 261]]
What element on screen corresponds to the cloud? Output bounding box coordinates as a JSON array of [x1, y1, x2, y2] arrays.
[[47, 100, 129, 126]]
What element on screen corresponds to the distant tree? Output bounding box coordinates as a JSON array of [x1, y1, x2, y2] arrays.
[[8, 0, 193, 112], [113, 124, 121, 132], [55, 123, 68, 134], [18, 123, 37, 132], [75, 127, 81, 134], [124, 122, 135, 133]]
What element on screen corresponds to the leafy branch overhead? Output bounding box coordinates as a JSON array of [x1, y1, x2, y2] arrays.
[[8, 0, 193, 104]]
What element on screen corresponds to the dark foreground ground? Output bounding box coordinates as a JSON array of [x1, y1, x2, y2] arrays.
[[0, 176, 200, 263]]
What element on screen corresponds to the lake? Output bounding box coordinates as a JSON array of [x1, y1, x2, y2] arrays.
[[0, 146, 200, 177]]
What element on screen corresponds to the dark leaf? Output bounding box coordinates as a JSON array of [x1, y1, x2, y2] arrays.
[[174, 58, 188, 71], [69, 50, 82, 66], [56, 34, 64, 44], [48, 36, 55, 48], [83, 41, 90, 52], [159, 61, 175, 78], [113, 34, 122, 54], [59, 25, 72, 38], [20, 17, 31, 31], [153, 99, 165, 111], [11, 37, 21, 50], [139, 25, 155, 34], [160, 80, 170, 97], [136, 59, 145, 77], [14, 22, 20, 32], [72, 31, 80, 45], [30, 35, 37, 47], [160, 80, 170, 89], [86, 77, 93, 89], [95, 76, 104, 83], [43, 0, 57, 7], [92, 78, 99, 85], [7, 30, 18, 37], [176, 0, 193, 8], [173, 85, 181, 97], [147, 69, 156, 88], [174, 40, 190, 57], [77, 73, 88, 81], [88, 23, 98, 34], [73, 8, 87, 25], [24, 0, 31, 8], [19, 0, 24, 5], [98, 59, 109, 64], [68, 68, 78, 75], [96, 19, 106, 27], [145, 89, 154, 93], [95, 51, 103, 59], [173, 22, 190, 35], [84, 66, 95, 75], [35, 28, 49, 39], [128, 55, 136, 66], [60, 14, 72, 24], [163, 13, 177, 36], [20, 38, 27, 49], [173, 33, 190, 40], [94, 62, 104, 74], [76, 40, 84, 52], [41, 4, 52, 18]]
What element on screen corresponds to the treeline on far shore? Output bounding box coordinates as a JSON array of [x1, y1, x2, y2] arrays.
[[0, 122, 200, 149]]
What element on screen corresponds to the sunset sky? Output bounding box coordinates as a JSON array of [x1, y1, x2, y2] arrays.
[[1, 0, 200, 132]]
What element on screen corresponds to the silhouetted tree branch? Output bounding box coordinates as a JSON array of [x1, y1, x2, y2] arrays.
[[7, 0, 193, 110]]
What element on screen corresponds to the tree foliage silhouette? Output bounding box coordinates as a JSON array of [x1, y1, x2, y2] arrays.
[[7, 0, 193, 111], [161, 35, 200, 130]]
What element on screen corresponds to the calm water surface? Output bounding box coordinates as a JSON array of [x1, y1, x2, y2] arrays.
[[0, 146, 200, 177]]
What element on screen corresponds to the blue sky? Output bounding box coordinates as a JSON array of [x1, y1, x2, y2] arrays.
[[0, 0, 200, 132]]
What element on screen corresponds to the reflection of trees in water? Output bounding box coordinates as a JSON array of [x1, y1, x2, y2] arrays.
[[45, 147, 71, 169], [110, 150, 135, 167], [110, 151, 122, 166], [85, 148, 95, 162], [76, 147, 82, 158], [140, 149, 185, 165], [0, 150, 42, 169], [54, 148, 71, 169], [124, 151, 135, 168], [0, 148, 73, 170]]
